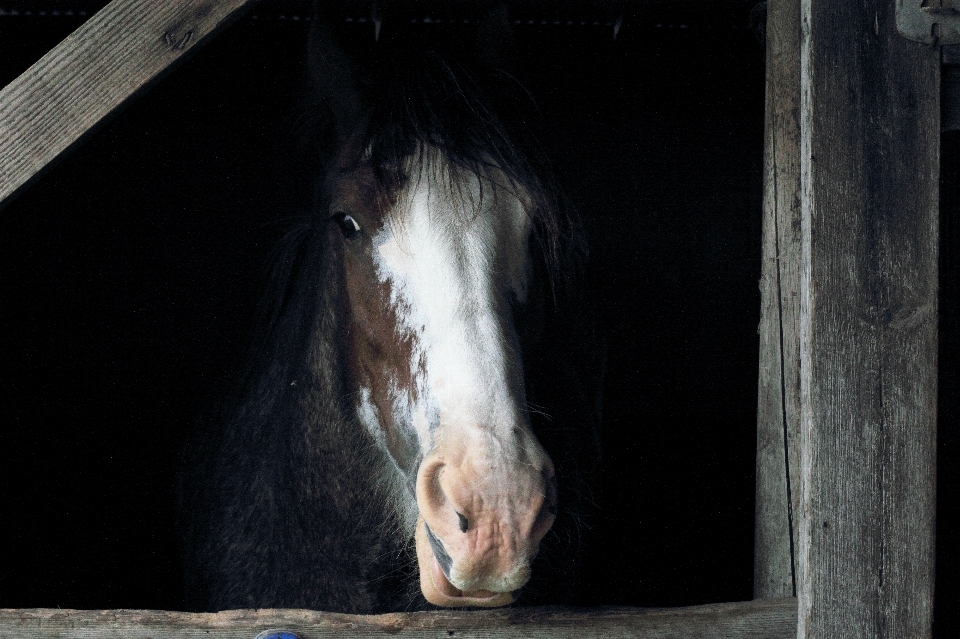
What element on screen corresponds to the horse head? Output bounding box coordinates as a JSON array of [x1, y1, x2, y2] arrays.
[[313, 32, 563, 607]]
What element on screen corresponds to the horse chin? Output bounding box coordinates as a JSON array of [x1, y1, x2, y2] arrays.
[[415, 518, 515, 608]]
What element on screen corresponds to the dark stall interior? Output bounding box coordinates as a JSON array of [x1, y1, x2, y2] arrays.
[[2, 0, 950, 630]]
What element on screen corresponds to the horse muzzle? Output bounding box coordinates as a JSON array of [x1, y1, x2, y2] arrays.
[[413, 446, 557, 607], [415, 519, 519, 607]]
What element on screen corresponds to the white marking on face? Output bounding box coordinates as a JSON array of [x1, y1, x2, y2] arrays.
[[370, 149, 534, 456]]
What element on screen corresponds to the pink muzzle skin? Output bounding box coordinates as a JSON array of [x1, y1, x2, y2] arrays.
[[415, 518, 516, 607]]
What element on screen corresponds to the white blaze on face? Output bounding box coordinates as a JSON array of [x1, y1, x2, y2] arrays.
[[371, 151, 534, 457], [347, 148, 558, 607]]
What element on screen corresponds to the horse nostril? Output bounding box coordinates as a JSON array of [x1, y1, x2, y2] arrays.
[[457, 512, 469, 532]]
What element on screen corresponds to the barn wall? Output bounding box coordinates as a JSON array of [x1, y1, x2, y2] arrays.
[[2, 5, 764, 610]]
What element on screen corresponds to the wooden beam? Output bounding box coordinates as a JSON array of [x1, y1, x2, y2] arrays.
[[0, 0, 260, 209], [0, 599, 799, 639], [796, 0, 939, 636], [755, 0, 802, 601]]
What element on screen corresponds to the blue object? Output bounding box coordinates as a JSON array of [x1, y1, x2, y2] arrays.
[[254, 631, 302, 639]]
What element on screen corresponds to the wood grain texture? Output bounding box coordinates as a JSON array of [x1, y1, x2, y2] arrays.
[[755, 0, 802, 601], [0, 0, 259, 207], [0, 600, 799, 639], [797, 0, 938, 636]]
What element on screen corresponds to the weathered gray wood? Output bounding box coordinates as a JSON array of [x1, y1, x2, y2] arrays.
[[755, 0, 802, 601], [0, 0, 259, 208], [0, 599, 799, 639], [796, 0, 939, 637]]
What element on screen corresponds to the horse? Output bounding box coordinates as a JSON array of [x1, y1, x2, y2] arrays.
[[178, 31, 604, 613]]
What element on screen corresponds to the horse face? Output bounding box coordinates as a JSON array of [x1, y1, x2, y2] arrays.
[[329, 149, 557, 607]]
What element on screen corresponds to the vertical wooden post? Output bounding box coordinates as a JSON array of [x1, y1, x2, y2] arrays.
[[796, 0, 939, 636], [755, 0, 802, 600]]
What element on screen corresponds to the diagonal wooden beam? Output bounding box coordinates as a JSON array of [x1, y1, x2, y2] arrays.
[[0, 0, 260, 209]]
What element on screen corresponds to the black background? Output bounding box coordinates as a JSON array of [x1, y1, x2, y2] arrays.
[[0, 1, 954, 634]]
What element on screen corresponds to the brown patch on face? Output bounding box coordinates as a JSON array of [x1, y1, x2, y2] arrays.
[[329, 161, 422, 470]]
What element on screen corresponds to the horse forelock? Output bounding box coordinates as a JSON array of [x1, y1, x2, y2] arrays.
[[334, 52, 584, 290]]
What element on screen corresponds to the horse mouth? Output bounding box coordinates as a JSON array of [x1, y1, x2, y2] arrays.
[[429, 555, 498, 599], [415, 518, 515, 608]]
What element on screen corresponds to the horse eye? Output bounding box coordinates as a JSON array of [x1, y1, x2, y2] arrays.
[[332, 213, 361, 240]]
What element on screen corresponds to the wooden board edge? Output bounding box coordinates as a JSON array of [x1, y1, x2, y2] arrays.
[[0, 599, 799, 639]]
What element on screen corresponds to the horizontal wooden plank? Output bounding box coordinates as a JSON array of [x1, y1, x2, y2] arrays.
[[0, 0, 259, 208], [0, 599, 798, 639]]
